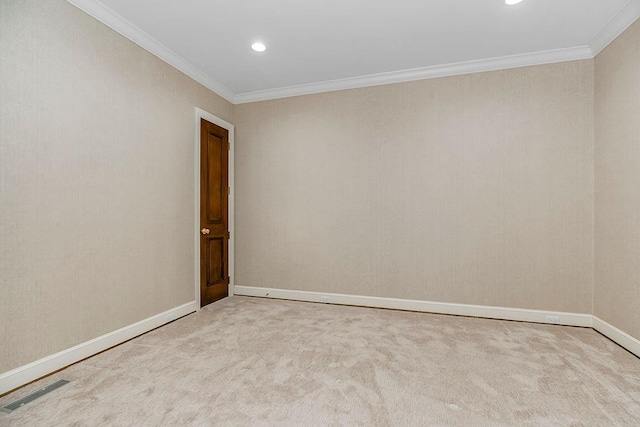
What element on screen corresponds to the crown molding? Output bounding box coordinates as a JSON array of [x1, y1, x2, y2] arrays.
[[589, 0, 640, 56], [67, 0, 638, 105], [66, 0, 236, 104], [234, 46, 593, 104]]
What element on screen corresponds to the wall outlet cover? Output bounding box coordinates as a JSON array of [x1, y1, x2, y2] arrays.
[[546, 315, 561, 323]]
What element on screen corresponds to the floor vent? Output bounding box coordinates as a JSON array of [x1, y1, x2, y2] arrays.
[[1, 380, 70, 414]]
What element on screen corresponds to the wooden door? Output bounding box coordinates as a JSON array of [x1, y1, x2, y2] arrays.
[[200, 118, 229, 307]]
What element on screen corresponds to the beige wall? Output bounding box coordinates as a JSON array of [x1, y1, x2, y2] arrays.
[[235, 60, 595, 313], [0, 0, 233, 372], [594, 19, 640, 341], [4, 0, 635, 378]]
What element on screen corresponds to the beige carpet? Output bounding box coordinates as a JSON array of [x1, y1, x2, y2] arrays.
[[1, 296, 639, 426]]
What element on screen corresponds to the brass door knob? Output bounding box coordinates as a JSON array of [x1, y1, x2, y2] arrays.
[[201, 228, 210, 235]]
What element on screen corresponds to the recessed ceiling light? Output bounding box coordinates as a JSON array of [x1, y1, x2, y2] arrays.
[[505, 0, 523, 4], [251, 42, 266, 52]]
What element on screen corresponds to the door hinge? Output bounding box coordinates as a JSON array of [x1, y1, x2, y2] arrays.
[[227, 231, 231, 239], [227, 187, 230, 195], [227, 142, 230, 151]]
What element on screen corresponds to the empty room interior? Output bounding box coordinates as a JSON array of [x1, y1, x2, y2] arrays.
[[1, 0, 640, 425]]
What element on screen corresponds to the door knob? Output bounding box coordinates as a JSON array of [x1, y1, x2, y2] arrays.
[[201, 228, 210, 235]]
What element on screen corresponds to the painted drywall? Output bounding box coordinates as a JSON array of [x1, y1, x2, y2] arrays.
[[0, 0, 233, 373], [594, 18, 640, 341], [234, 60, 595, 314]]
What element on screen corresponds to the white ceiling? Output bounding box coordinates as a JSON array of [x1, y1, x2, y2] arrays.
[[71, 0, 639, 103]]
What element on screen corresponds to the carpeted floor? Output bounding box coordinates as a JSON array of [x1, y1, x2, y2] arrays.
[[1, 296, 639, 426]]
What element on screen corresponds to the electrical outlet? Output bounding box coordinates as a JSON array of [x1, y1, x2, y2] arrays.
[[320, 296, 330, 303], [546, 315, 560, 324]]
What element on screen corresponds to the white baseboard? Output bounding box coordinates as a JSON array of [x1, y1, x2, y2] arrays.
[[3, 294, 636, 397], [236, 286, 640, 358], [234, 286, 593, 327], [0, 301, 197, 395], [592, 316, 640, 358]]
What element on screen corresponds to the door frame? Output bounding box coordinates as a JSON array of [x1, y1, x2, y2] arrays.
[[194, 107, 235, 309]]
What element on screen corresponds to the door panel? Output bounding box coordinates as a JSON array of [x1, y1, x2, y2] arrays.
[[206, 134, 223, 223], [205, 237, 224, 285], [200, 118, 229, 307]]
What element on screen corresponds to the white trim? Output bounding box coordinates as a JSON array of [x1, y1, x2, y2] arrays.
[[235, 286, 640, 357], [592, 316, 640, 358], [67, 0, 638, 105], [589, 0, 640, 56], [194, 108, 235, 309], [233, 46, 593, 103], [66, 0, 236, 103], [0, 301, 197, 395], [233, 286, 593, 327], [2, 298, 636, 396]]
